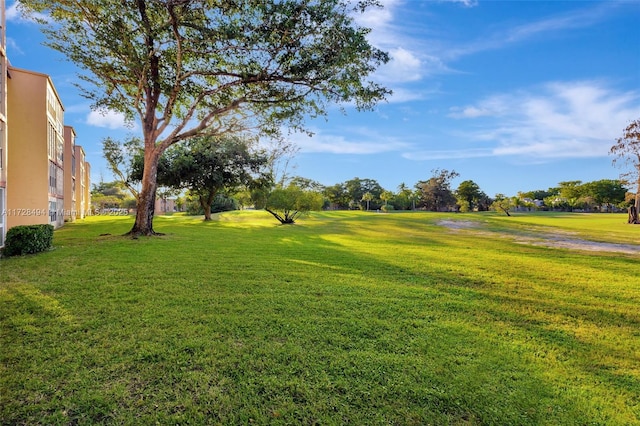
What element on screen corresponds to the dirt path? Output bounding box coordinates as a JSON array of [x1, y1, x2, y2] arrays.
[[437, 220, 640, 255]]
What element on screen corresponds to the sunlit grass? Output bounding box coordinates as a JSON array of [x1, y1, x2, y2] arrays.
[[1, 211, 639, 424]]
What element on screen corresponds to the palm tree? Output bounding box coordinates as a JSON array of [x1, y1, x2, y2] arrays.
[[380, 190, 394, 210], [362, 192, 373, 211]]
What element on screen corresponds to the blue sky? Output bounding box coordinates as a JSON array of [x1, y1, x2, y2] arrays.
[[7, 0, 640, 196]]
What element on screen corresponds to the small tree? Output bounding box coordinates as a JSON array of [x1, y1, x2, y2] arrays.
[[611, 119, 640, 223], [491, 194, 512, 216], [265, 185, 323, 224]]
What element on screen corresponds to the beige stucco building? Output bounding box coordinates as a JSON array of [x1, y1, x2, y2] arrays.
[[0, 1, 91, 247], [63, 126, 92, 221], [0, 0, 7, 246], [74, 144, 87, 219], [63, 126, 77, 221], [83, 161, 91, 216], [6, 66, 65, 229]]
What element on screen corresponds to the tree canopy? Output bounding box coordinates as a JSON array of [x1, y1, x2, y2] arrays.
[[415, 169, 459, 212], [19, 0, 390, 236], [611, 119, 640, 222], [154, 136, 269, 221], [455, 180, 488, 212]]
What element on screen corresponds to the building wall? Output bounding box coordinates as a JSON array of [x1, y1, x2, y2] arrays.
[[74, 145, 86, 219], [63, 126, 77, 221], [83, 162, 91, 216], [155, 198, 177, 214], [7, 67, 65, 229], [0, 0, 7, 246]]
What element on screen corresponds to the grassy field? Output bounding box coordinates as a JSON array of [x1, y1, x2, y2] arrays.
[[1, 211, 639, 425]]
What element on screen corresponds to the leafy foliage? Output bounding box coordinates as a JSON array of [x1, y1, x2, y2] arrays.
[[2, 225, 54, 257], [91, 180, 137, 211], [490, 194, 513, 216], [455, 180, 490, 212], [185, 193, 238, 216], [416, 169, 460, 212], [152, 136, 269, 220], [611, 119, 640, 218], [265, 185, 323, 224]]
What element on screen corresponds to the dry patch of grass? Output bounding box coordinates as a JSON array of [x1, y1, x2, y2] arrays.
[[437, 216, 640, 254]]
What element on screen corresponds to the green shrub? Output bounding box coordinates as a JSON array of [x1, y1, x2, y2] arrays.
[[185, 194, 238, 216], [2, 224, 54, 257], [211, 194, 238, 213]]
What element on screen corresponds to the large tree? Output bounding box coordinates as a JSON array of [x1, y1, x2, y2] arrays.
[[611, 119, 640, 223], [323, 183, 350, 209], [344, 177, 383, 210], [415, 169, 459, 212], [20, 0, 389, 236], [581, 179, 627, 213], [455, 180, 484, 212], [155, 136, 269, 221]]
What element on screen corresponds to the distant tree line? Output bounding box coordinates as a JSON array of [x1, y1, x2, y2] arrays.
[[93, 160, 634, 223]]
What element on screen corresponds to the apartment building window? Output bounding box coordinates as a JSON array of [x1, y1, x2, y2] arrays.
[[56, 166, 63, 196], [57, 199, 64, 228], [56, 135, 63, 164], [71, 153, 76, 176], [0, 120, 6, 170], [0, 121, 4, 170], [49, 161, 57, 194], [49, 199, 57, 224], [48, 123, 55, 160]]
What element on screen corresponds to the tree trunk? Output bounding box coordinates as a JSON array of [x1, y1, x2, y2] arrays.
[[629, 206, 638, 224], [127, 150, 160, 236], [200, 196, 212, 221], [635, 183, 640, 223], [265, 208, 295, 224]]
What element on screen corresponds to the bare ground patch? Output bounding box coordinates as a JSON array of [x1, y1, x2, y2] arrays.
[[437, 220, 640, 255]]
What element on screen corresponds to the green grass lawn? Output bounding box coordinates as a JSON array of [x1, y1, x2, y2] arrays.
[[1, 211, 639, 425]]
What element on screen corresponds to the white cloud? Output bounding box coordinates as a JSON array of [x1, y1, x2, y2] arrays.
[[354, 0, 442, 85], [403, 148, 492, 161], [378, 47, 423, 83], [5, 37, 24, 55], [86, 110, 135, 130], [290, 127, 410, 155], [423, 81, 640, 161], [7, 1, 50, 23], [6, 2, 20, 21], [440, 0, 478, 8], [444, 2, 620, 61], [355, 0, 400, 30]]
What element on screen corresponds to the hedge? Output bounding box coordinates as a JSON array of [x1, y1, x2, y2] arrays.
[[2, 224, 54, 257]]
